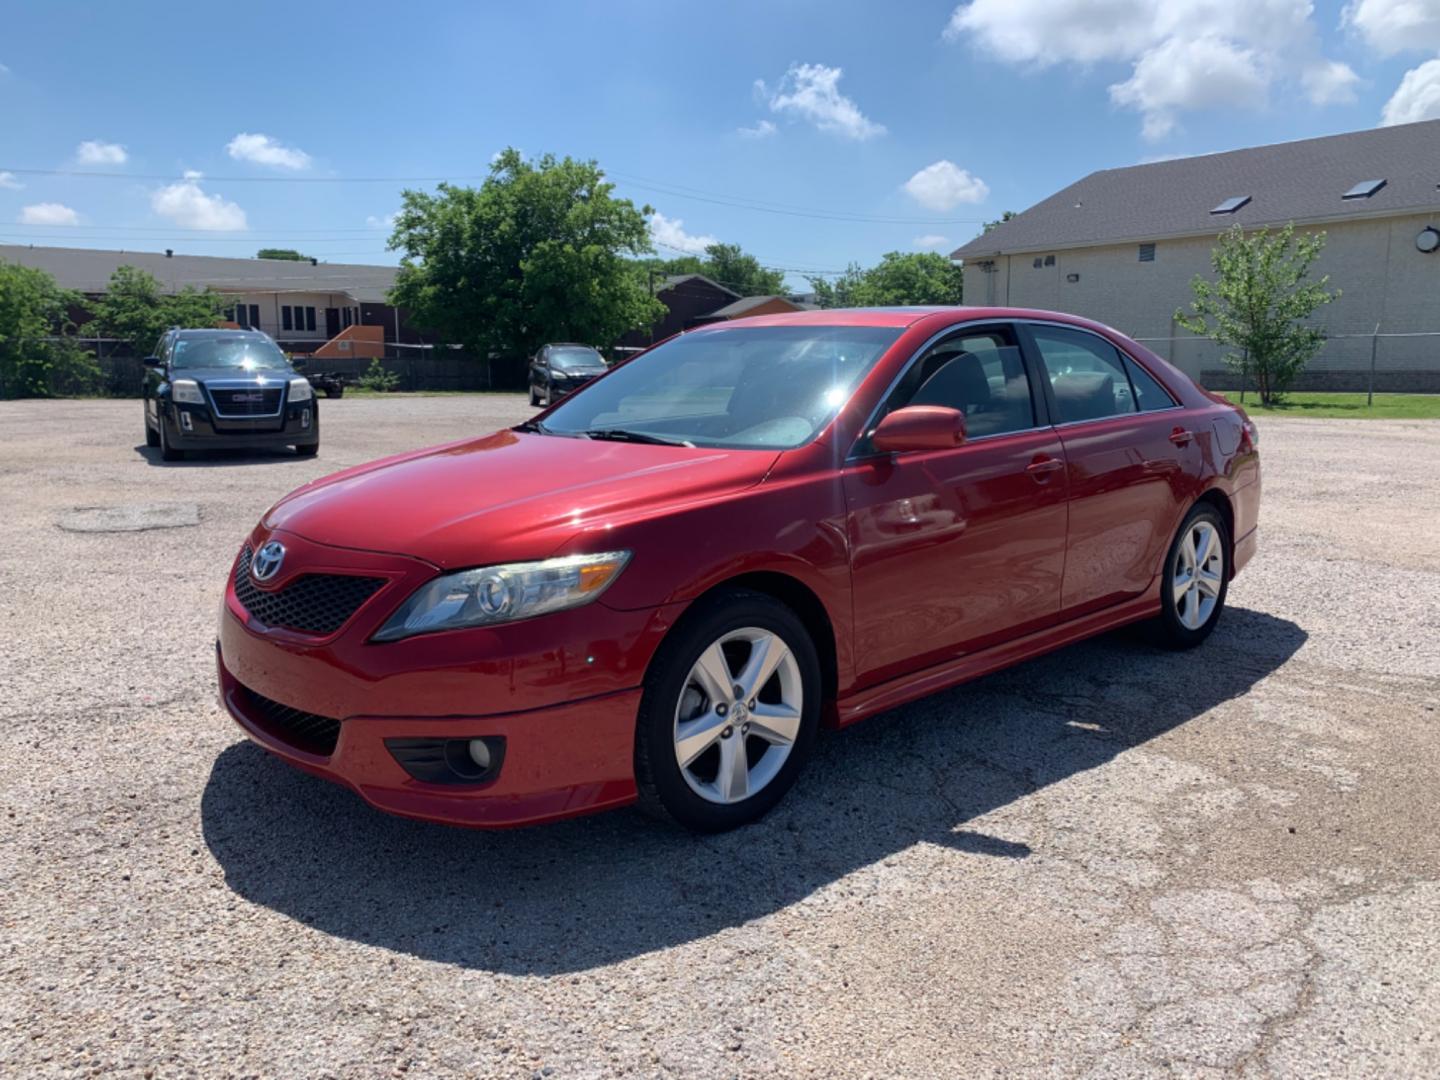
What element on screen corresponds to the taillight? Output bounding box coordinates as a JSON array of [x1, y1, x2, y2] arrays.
[[1241, 417, 1259, 448]]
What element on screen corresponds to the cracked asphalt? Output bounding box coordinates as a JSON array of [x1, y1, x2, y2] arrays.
[[1, 396, 1437, 1078]]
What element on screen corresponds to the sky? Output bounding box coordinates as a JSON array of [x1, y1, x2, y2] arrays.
[[2, 0, 1438, 289]]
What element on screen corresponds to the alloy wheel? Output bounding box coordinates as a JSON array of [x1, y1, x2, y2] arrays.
[[672, 627, 803, 805], [1172, 519, 1224, 630]]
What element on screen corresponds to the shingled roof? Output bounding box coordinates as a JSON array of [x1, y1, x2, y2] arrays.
[[953, 119, 1440, 260], [0, 244, 399, 302]]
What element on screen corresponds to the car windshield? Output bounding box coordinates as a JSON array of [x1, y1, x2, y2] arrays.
[[539, 325, 903, 449], [549, 347, 604, 370], [172, 335, 292, 371]]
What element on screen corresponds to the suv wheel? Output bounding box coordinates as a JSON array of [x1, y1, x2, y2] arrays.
[[158, 413, 183, 462], [144, 405, 159, 447]]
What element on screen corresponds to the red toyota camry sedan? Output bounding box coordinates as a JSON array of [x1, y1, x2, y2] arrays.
[[217, 307, 1259, 832]]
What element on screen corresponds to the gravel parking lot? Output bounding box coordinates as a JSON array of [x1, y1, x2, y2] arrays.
[[2, 395, 1437, 1078]]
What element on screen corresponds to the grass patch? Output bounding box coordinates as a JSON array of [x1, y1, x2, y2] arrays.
[[1220, 392, 1440, 419]]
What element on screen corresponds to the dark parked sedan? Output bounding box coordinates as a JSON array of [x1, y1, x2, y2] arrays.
[[528, 343, 608, 406], [142, 328, 318, 461]]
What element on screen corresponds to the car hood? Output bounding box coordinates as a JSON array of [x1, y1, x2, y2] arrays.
[[174, 367, 296, 385], [262, 430, 780, 568]]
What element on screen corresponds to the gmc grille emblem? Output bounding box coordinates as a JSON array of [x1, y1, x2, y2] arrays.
[[230, 392, 265, 402]]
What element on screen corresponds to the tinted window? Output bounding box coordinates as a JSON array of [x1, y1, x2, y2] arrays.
[[1124, 355, 1176, 411], [542, 325, 902, 450], [868, 327, 1035, 446], [1030, 326, 1138, 423], [549, 347, 605, 370], [171, 334, 292, 371]]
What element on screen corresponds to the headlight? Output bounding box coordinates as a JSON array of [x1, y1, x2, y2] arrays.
[[171, 379, 204, 404], [289, 378, 313, 402], [373, 551, 632, 641]]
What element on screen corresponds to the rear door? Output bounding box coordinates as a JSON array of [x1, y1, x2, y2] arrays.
[[842, 322, 1069, 686], [1020, 321, 1200, 617]]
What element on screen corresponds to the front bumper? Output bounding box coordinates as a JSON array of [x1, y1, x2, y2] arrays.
[[165, 399, 317, 450], [218, 645, 642, 827], [216, 529, 678, 827]]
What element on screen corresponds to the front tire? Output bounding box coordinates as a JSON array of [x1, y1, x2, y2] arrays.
[[1155, 503, 1229, 648], [635, 589, 821, 832], [158, 413, 183, 461], [144, 405, 160, 447]]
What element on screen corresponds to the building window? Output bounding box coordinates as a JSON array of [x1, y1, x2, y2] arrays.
[[1138, 243, 1156, 262], [282, 306, 293, 331], [248, 304, 261, 329], [1043, 254, 1055, 267], [307, 307, 316, 332]]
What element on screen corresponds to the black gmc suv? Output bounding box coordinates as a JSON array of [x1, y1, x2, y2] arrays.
[[142, 328, 319, 461]]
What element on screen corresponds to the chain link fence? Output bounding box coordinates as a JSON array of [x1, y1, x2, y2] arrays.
[[1132, 326, 1440, 395]]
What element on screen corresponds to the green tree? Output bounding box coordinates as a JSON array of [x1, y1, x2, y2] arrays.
[[807, 252, 963, 308], [256, 248, 309, 261], [91, 265, 225, 358], [0, 261, 96, 398], [982, 210, 1017, 233], [697, 243, 786, 296], [387, 149, 664, 381], [1176, 223, 1338, 404]]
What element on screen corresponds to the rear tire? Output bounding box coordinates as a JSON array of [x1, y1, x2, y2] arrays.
[[634, 589, 821, 832], [529, 387, 540, 406], [1154, 503, 1229, 649]]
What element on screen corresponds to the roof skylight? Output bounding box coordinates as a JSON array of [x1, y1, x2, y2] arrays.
[[1342, 179, 1387, 200], [1210, 196, 1252, 215]]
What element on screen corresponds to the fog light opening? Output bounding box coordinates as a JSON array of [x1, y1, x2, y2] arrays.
[[180, 411, 194, 432], [301, 407, 311, 430]]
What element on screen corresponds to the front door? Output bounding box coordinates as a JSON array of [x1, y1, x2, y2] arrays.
[[325, 308, 340, 338], [1022, 322, 1200, 617], [843, 324, 1068, 688]]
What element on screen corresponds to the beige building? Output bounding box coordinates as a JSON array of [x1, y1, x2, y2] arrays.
[[953, 121, 1440, 391]]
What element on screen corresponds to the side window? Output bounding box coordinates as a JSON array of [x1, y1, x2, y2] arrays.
[[867, 326, 1035, 446], [1030, 326, 1138, 423], [1123, 355, 1177, 411]]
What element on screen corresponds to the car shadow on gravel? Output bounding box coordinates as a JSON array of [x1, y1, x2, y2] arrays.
[[134, 444, 312, 467], [201, 606, 1305, 975]]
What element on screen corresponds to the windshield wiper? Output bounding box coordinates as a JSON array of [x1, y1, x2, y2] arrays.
[[581, 428, 694, 447], [515, 419, 549, 434]]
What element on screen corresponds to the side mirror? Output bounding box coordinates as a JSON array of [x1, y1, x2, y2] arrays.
[[142, 356, 162, 369], [871, 405, 966, 453]]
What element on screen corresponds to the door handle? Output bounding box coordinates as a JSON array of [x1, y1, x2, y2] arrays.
[[1026, 456, 1065, 482], [1169, 427, 1194, 447]]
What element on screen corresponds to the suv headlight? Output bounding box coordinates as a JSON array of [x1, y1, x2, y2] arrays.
[[171, 379, 204, 404], [373, 551, 632, 641], [289, 377, 313, 402]]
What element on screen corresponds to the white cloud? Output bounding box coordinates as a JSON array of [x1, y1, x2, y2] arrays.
[[737, 119, 778, 139], [226, 132, 311, 170], [648, 211, 717, 255], [0, 171, 22, 190], [1381, 57, 1440, 124], [760, 63, 885, 140], [150, 172, 247, 230], [945, 0, 1356, 137], [1302, 58, 1362, 104], [1345, 0, 1440, 55], [903, 160, 990, 211], [366, 212, 398, 230], [1110, 36, 1271, 140], [913, 234, 952, 248], [19, 202, 79, 225], [75, 140, 127, 165]]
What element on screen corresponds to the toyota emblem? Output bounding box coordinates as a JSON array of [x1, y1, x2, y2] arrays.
[[252, 540, 286, 582]]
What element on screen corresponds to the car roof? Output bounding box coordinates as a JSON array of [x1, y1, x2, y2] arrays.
[[691, 305, 1127, 336], [171, 327, 270, 339]]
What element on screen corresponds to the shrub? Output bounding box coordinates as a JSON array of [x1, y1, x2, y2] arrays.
[[358, 358, 401, 392]]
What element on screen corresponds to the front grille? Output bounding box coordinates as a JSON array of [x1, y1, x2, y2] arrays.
[[209, 386, 284, 416], [234, 545, 386, 635], [240, 684, 341, 756]]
